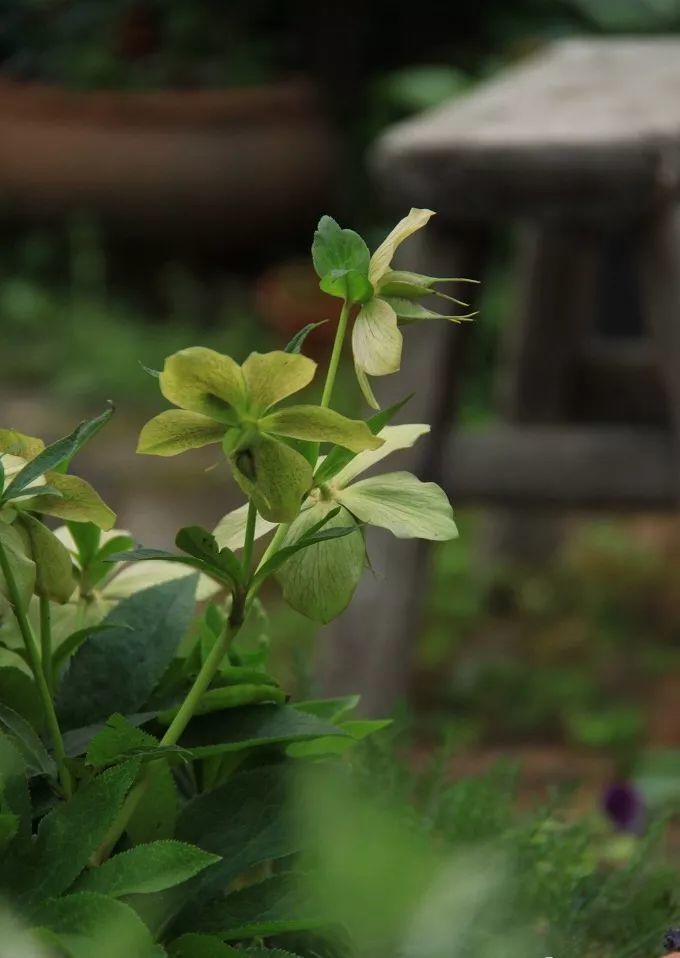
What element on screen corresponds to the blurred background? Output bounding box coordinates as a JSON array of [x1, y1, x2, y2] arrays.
[[3, 0, 680, 835]]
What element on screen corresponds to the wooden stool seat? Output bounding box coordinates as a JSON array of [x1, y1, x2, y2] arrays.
[[373, 39, 680, 222]]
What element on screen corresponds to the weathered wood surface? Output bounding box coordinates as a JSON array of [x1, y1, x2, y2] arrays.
[[444, 426, 676, 508], [371, 40, 680, 221]]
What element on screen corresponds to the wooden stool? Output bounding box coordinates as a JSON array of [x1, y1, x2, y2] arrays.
[[319, 39, 680, 713]]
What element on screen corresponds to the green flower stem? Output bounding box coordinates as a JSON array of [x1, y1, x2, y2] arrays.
[[0, 540, 72, 798], [256, 522, 289, 574], [39, 595, 53, 694], [321, 298, 350, 410], [95, 595, 247, 863], [241, 499, 257, 579]]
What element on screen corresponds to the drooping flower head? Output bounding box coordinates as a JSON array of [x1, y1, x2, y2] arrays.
[[312, 209, 477, 408]]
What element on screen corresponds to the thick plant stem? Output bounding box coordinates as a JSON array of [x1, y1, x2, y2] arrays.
[[320, 298, 350, 410], [241, 499, 257, 580], [0, 540, 72, 798], [39, 595, 53, 694]]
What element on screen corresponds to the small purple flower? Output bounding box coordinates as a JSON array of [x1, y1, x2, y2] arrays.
[[602, 782, 645, 833], [663, 928, 680, 952]]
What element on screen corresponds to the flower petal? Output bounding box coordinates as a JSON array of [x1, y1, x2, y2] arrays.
[[213, 502, 276, 551], [0, 430, 45, 461], [160, 347, 245, 419], [337, 471, 457, 540], [0, 519, 35, 608], [368, 208, 435, 284], [229, 434, 313, 523], [241, 351, 316, 413], [334, 423, 430, 487], [277, 502, 365, 623], [352, 299, 402, 377], [354, 363, 380, 410], [22, 474, 116, 530], [261, 406, 383, 454], [16, 514, 75, 604], [137, 410, 226, 457]]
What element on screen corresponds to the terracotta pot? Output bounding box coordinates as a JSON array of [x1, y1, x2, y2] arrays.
[[255, 259, 338, 353], [0, 78, 335, 247]]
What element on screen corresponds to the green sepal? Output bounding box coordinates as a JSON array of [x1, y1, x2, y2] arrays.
[[312, 215, 370, 280], [229, 434, 312, 524], [319, 267, 373, 304], [16, 513, 75, 604]]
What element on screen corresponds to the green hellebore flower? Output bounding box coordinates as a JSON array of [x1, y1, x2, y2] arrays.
[[0, 430, 116, 605], [213, 422, 457, 623], [351, 209, 477, 409], [137, 347, 383, 523]]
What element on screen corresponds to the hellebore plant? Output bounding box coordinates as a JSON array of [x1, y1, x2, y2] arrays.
[[0, 209, 469, 956]]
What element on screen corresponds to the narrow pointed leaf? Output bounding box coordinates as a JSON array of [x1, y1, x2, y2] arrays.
[[0, 704, 55, 778], [75, 841, 220, 898], [3, 405, 113, 499], [284, 321, 328, 354], [175, 526, 243, 586]]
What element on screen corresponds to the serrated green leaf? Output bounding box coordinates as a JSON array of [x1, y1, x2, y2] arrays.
[[16, 514, 75, 604], [193, 873, 321, 941], [284, 321, 328, 354], [53, 622, 129, 673], [275, 504, 365, 623], [33, 891, 155, 958], [75, 840, 220, 898], [0, 704, 55, 778], [128, 760, 177, 845], [0, 733, 31, 842], [2, 405, 113, 500], [174, 765, 303, 913], [22, 473, 116, 529], [137, 410, 226, 457], [313, 394, 413, 485], [241, 351, 316, 414], [13, 761, 139, 904], [312, 215, 370, 280], [337, 471, 458, 540], [57, 575, 198, 729], [169, 935, 242, 958], [174, 704, 348, 760], [86, 713, 189, 768], [262, 405, 382, 453]]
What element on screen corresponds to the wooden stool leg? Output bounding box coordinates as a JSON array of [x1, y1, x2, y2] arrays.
[[640, 204, 680, 496], [480, 223, 600, 568], [316, 224, 488, 715]]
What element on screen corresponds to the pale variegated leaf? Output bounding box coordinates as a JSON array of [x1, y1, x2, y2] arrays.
[[337, 471, 457, 540]]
